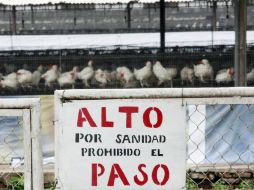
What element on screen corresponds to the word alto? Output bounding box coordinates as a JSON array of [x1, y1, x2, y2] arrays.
[[77, 106, 163, 128]]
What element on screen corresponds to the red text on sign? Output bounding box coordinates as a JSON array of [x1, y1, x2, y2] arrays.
[[91, 163, 170, 186], [77, 106, 163, 128]]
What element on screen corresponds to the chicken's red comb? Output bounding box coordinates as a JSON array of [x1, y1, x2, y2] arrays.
[[229, 68, 234, 75]]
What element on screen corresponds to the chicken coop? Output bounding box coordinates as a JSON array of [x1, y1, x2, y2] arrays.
[[0, 45, 237, 95], [0, 0, 253, 96], [1, 38, 254, 95], [0, 0, 252, 95]]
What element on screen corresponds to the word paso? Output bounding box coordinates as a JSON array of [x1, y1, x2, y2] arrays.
[[92, 163, 170, 187]]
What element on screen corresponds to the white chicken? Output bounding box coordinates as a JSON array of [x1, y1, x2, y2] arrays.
[[180, 66, 194, 85], [94, 69, 110, 87], [77, 60, 94, 87], [16, 69, 33, 88], [58, 66, 79, 88], [215, 68, 234, 84], [0, 72, 18, 89], [109, 71, 117, 83], [103, 70, 118, 86], [134, 61, 153, 87], [32, 65, 43, 87], [2, 72, 17, 80], [194, 59, 214, 83], [116, 66, 137, 87], [152, 61, 177, 87], [41, 65, 59, 88], [247, 69, 254, 84]]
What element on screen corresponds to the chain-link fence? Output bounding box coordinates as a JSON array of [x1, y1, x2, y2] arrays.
[[0, 116, 24, 189], [186, 103, 254, 189], [0, 99, 43, 190]]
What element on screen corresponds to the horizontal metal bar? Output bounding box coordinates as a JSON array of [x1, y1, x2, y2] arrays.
[[188, 163, 254, 173], [56, 87, 254, 101], [0, 109, 23, 116], [0, 98, 40, 109]]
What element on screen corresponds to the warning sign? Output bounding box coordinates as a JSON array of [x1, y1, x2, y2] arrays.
[[55, 98, 186, 190]]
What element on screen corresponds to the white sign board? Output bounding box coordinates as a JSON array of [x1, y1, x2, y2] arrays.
[[55, 98, 186, 190]]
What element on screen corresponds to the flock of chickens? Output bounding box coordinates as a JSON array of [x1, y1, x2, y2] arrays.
[[0, 59, 254, 90]]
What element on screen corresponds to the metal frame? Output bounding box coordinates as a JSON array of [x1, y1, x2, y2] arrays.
[[0, 98, 43, 190]]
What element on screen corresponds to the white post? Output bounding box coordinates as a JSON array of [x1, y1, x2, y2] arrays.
[[23, 109, 32, 190], [31, 101, 44, 190]]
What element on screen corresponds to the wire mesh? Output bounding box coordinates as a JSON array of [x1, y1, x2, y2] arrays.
[[186, 104, 254, 190], [0, 46, 240, 95], [0, 116, 25, 190]]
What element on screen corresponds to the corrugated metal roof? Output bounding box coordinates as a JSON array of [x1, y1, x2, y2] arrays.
[[0, 0, 192, 6]]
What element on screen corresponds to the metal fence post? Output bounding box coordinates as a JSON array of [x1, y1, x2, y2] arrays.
[[234, 0, 247, 86], [160, 0, 165, 53], [11, 6, 16, 35], [127, 2, 132, 31], [212, 1, 217, 31]]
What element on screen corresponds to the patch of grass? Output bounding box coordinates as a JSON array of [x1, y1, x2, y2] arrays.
[[212, 180, 230, 190], [237, 180, 254, 189], [8, 176, 24, 190], [186, 179, 198, 190], [0, 175, 55, 190]]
